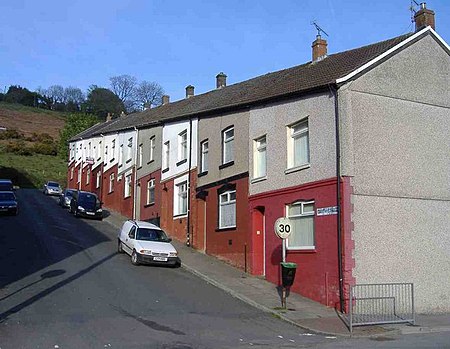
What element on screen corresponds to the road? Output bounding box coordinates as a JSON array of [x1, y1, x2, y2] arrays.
[[0, 189, 449, 349]]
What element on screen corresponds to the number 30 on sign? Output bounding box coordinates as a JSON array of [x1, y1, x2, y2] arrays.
[[274, 217, 292, 239]]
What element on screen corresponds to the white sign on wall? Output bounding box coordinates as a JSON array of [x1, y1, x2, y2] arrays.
[[316, 206, 338, 216]]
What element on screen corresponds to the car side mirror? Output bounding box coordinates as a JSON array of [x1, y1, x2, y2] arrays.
[[167, 237, 172, 242], [128, 232, 134, 239]]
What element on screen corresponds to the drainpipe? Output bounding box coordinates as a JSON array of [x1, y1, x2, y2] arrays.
[[133, 127, 139, 220], [331, 84, 344, 313], [79, 138, 83, 191], [186, 117, 193, 247]]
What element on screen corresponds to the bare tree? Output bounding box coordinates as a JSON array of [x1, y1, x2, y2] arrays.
[[109, 75, 137, 108], [134, 81, 164, 110], [64, 86, 85, 104], [46, 85, 65, 104]]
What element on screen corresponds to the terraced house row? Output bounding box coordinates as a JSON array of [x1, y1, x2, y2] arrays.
[[68, 7, 450, 314]]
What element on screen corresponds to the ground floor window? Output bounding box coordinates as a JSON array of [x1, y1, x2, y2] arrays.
[[124, 174, 132, 198], [219, 190, 236, 229], [286, 201, 315, 249], [174, 181, 188, 216], [146, 179, 155, 205], [109, 173, 114, 193]]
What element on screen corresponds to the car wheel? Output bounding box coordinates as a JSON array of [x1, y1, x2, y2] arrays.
[[131, 250, 139, 265], [118, 240, 124, 253]]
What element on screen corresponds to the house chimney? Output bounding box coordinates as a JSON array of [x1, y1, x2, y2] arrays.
[[162, 95, 170, 105], [414, 3, 435, 31], [312, 35, 327, 62], [106, 113, 112, 122], [186, 85, 194, 98], [216, 72, 227, 89]]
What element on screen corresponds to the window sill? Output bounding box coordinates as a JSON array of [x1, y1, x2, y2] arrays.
[[215, 226, 236, 232], [137, 166, 142, 170], [286, 248, 316, 253], [162, 168, 169, 174], [284, 164, 310, 175], [251, 176, 267, 184], [144, 202, 155, 208], [147, 160, 154, 165], [198, 171, 208, 178], [219, 161, 234, 170], [110, 158, 115, 163], [119, 164, 122, 168], [97, 157, 101, 162], [173, 213, 187, 219], [124, 195, 131, 199], [126, 159, 132, 164], [176, 159, 187, 166]]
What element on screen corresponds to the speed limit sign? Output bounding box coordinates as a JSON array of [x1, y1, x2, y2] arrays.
[[274, 217, 292, 239]]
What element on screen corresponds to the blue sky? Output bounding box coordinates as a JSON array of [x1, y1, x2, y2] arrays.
[[1, 0, 449, 102]]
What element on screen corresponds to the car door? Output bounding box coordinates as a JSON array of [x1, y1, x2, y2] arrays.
[[123, 225, 137, 254]]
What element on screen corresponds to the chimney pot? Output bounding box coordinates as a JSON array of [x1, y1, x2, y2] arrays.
[[216, 72, 227, 89], [162, 95, 170, 105], [106, 113, 112, 122], [414, 3, 435, 31], [312, 35, 328, 62], [186, 85, 194, 98]]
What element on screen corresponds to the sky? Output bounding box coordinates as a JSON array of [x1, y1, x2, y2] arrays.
[[1, 0, 449, 102]]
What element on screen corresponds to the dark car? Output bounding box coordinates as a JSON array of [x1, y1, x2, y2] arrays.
[[69, 191, 103, 220], [0, 191, 18, 215], [59, 188, 77, 208], [0, 179, 14, 191]]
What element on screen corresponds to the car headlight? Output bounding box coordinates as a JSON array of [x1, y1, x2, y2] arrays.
[[77, 206, 85, 211], [96, 208, 103, 212], [139, 250, 152, 255], [169, 252, 178, 257], [8, 205, 17, 208]]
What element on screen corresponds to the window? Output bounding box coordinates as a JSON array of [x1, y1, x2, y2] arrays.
[[105, 145, 109, 163], [146, 179, 155, 205], [124, 173, 132, 198], [200, 140, 209, 173], [286, 201, 315, 249], [119, 144, 123, 166], [97, 141, 102, 159], [149, 136, 155, 162], [109, 173, 115, 193], [96, 172, 101, 189], [222, 127, 234, 164], [175, 181, 188, 216], [70, 167, 74, 180], [88, 142, 92, 158], [288, 119, 310, 169], [138, 144, 143, 167], [253, 135, 267, 179], [178, 130, 187, 161], [163, 141, 170, 170], [219, 190, 236, 229], [111, 140, 116, 160], [77, 169, 81, 183], [86, 168, 90, 185], [127, 138, 132, 162]]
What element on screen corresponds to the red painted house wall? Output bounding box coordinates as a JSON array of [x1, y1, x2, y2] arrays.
[[249, 178, 340, 307], [67, 162, 77, 189], [90, 164, 103, 198], [202, 176, 250, 270], [138, 170, 161, 223]]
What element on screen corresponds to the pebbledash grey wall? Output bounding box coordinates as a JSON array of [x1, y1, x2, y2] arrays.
[[249, 92, 336, 196], [136, 125, 162, 180], [339, 34, 450, 313], [197, 110, 249, 188]]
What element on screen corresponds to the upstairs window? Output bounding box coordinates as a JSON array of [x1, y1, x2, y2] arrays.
[[111, 140, 116, 160], [126, 138, 132, 162], [287, 119, 310, 169], [138, 144, 143, 167], [222, 127, 234, 164], [219, 190, 236, 229], [178, 130, 188, 161], [149, 136, 155, 162], [119, 144, 123, 166], [105, 145, 109, 163], [253, 135, 267, 179], [163, 141, 170, 170], [286, 201, 315, 250], [200, 140, 209, 173]]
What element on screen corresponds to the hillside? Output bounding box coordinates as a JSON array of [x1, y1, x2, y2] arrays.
[[0, 102, 66, 139]]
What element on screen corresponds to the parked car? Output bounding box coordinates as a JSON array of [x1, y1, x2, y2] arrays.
[[59, 188, 77, 208], [43, 181, 62, 196], [0, 191, 18, 215], [117, 220, 180, 267], [69, 191, 103, 220], [0, 179, 14, 191]]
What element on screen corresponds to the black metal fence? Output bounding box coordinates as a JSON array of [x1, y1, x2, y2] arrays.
[[344, 283, 415, 333]]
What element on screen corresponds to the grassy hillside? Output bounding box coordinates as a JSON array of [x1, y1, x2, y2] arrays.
[[0, 103, 68, 188]]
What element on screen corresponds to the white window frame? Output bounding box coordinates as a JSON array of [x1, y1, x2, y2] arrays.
[[70, 167, 74, 180], [97, 141, 102, 159], [124, 173, 132, 198], [109, 173, 114, 193], [96, 171, 101, 189], [178, 130, 188, 161], [86, 168, 90, 185], [149, 136, 155, 162], [111, 140, 115, 160], [174, 181, 188, 216], [253, 135, 267, 180], [222, 127, 234, 164], [163, 141, 170, 170], [287, 119, 310, 170], [286, 201, 315, 250], [119, 144, 123, 166], [219, 190, 236, 229], [146, 179, 155, 205], [105, 145, 109, 163], [200, 140, 209, 173], [138, 144, 143, 167], [127, 138, 133, 162]]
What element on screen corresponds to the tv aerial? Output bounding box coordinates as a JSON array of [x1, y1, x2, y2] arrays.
[[311, 21, 329, 38], [409, 0, 420, 21]]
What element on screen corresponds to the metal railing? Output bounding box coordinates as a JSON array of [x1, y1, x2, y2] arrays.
[[344, 283, 415, 333]]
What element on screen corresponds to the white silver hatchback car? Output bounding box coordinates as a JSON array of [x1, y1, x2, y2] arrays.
[[117, 220, 180, 267]]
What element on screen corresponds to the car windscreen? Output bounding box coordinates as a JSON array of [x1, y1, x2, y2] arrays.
[[136, 228, 169, 242], [0, 183, 13, 191], [65, 190, 75, 197], [48, 182, 60, 188], [0, 192, 15, 201], [78, 194, 99, 209]]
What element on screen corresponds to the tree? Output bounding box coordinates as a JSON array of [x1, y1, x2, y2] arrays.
[[85, 87, 125, 119], [46, 85, 65, 105], [4, 85, 38, 106], [110, 75, 137, 112], [58, 113, 99, 160], [64, 86, 85, 112], [134, 81, 164, 109]]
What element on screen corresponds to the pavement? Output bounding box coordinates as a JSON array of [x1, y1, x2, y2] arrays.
[[103, 210, 450, 338]]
